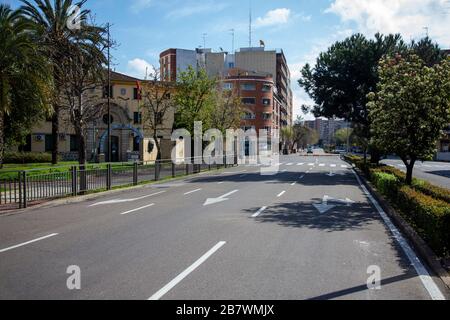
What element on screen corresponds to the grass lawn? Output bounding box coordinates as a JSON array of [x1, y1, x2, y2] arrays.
[[0, 162, 143, 180]]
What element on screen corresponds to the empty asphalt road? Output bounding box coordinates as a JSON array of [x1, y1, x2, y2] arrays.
[[0, 155, 448, 300]]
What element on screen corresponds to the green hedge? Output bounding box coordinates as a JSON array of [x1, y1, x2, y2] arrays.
[[396, 186, 450, 257], [3, 151, 54, 164], [344, 154, 450, 257]]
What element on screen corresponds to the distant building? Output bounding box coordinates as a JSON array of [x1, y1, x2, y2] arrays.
[[303, 118, 349, 145], [159, 46, 293, 131]]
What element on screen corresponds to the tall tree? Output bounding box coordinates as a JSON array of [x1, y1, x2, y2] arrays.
[[210, 86, 243, 133], [19, 0, 102, 164], [281, 126, 295, 153], [174, 66, 216, 134], [61, 34, 107, 165], [299, 33, 407, 162], [141, 67, 176, 161], [293, 125, 319, 149], [368, 54, 450, 185], [0, 4, 50, 168]]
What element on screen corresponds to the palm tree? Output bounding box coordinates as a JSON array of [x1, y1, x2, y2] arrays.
[[19, 0, 106, 164], [0, 4, 50, 168]]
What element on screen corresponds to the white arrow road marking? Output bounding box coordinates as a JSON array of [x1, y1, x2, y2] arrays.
[[120, 203, 155, 215], [204, 190, 239, 206], [313, 195, 336, 214], [149, 241, 226, 300], [184, 188, 202, 195], [89, 191, 165, 207], [252, 206, 268, 218], [0, 233, 59, 253]]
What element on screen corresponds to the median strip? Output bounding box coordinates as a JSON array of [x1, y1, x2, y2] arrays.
[[148, 241, 226, 300]]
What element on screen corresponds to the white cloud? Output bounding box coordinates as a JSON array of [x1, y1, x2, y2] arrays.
[[130, 0, 152, 14], [326, 0, 450, 45], [127, 58, 152, 79], [255, 8, 292, 28]]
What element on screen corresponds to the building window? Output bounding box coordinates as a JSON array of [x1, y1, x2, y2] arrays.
[[223, 83, 233, 90], [262, 113, 271, 120], [70, 135, 79, 152], [262, 99, 271, 106], [19, 135, 32, 152], [133, 137, 140, 152], [133, 112, 142, 124], [45, 134, 54, 152], [133, 87, 140, 100], [262, 84, 271, 92], [242, 112, 255, 120], [241, 97, 256, 105], [241, 83, 256, 91], [103, 85, 113, 98], [120, 88, 127, 96]]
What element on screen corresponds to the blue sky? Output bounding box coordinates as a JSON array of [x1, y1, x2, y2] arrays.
[[4, 0, 450, 119]]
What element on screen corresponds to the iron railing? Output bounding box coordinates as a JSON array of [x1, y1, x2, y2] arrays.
[[0, 156, 238, 211]]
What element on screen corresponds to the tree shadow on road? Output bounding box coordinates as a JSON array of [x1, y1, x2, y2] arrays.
[[243, 200, 376, 232]]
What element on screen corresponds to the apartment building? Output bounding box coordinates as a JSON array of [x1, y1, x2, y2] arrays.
[[13, 71, 177, 162], [160, 46, 293, 132], [304, 118, 350, 146]]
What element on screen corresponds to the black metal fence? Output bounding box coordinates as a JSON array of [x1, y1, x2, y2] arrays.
[[0, 156, 238, 211]]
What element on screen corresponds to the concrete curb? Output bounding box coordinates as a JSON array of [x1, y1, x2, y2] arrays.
[[352, 166, 450, 291]]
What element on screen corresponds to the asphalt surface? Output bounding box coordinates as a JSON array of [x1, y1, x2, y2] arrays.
[[381, 159, 450, 189], [0, 155, 448, 300]]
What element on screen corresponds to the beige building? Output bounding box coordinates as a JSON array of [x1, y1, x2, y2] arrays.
[[13, 71, 178, 162]]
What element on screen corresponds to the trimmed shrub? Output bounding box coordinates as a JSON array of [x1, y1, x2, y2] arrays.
[[3, 151, 54, 164], [412, 179, 450, 204], [370, 171, 400, 202], [396, 186, 450, 257]]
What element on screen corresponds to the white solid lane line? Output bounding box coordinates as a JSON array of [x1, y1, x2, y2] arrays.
[[277, 191, 286, 198], [252, 206, 268, 218], [351, 170, 445, 300], [148, 241, 226, 300], [89, 191, 166, 207], [0, 233, 59, 253], [184, 188, 202, 195], [120, 203, 155, 215]]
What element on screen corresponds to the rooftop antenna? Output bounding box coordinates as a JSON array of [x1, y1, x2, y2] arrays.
[[202, 33, 207, 49], [229, 28, 235, 53], [249, 1, 252, 47], [423, 26, 429, 37]]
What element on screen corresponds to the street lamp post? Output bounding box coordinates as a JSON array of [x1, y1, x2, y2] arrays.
[[107, 23, 111, 163]]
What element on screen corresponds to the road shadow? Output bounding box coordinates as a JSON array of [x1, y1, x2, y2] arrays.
[[243, 200, 375, 232], [307, 273, 418, 300], [426, 170, 450, 178]]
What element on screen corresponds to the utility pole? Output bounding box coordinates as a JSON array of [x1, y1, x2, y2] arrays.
[[249, 1, 252, 47], [107, 22, 111, 163], [202, 33, 207, 49]]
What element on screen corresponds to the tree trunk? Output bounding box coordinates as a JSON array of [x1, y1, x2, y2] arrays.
[[370, 147, 381, 165], [51, 107, 60, 165], [0, 110, 4, 169], [77, 128, 86, 165], [405, 160, 416, 185]]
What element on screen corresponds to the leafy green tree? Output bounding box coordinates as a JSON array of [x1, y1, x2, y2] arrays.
[[281, 126, 295, 153], [368, 54, 450, 185], [174, 66, 216, 134], [0, 4, 51, 168], [410, 36, 446, 67], [293, 124, 319, 149], [298, 33, 407, 163], [335, 128, 353, 146], [210, 86, 243, 133], [20, 0, 104, 164]]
